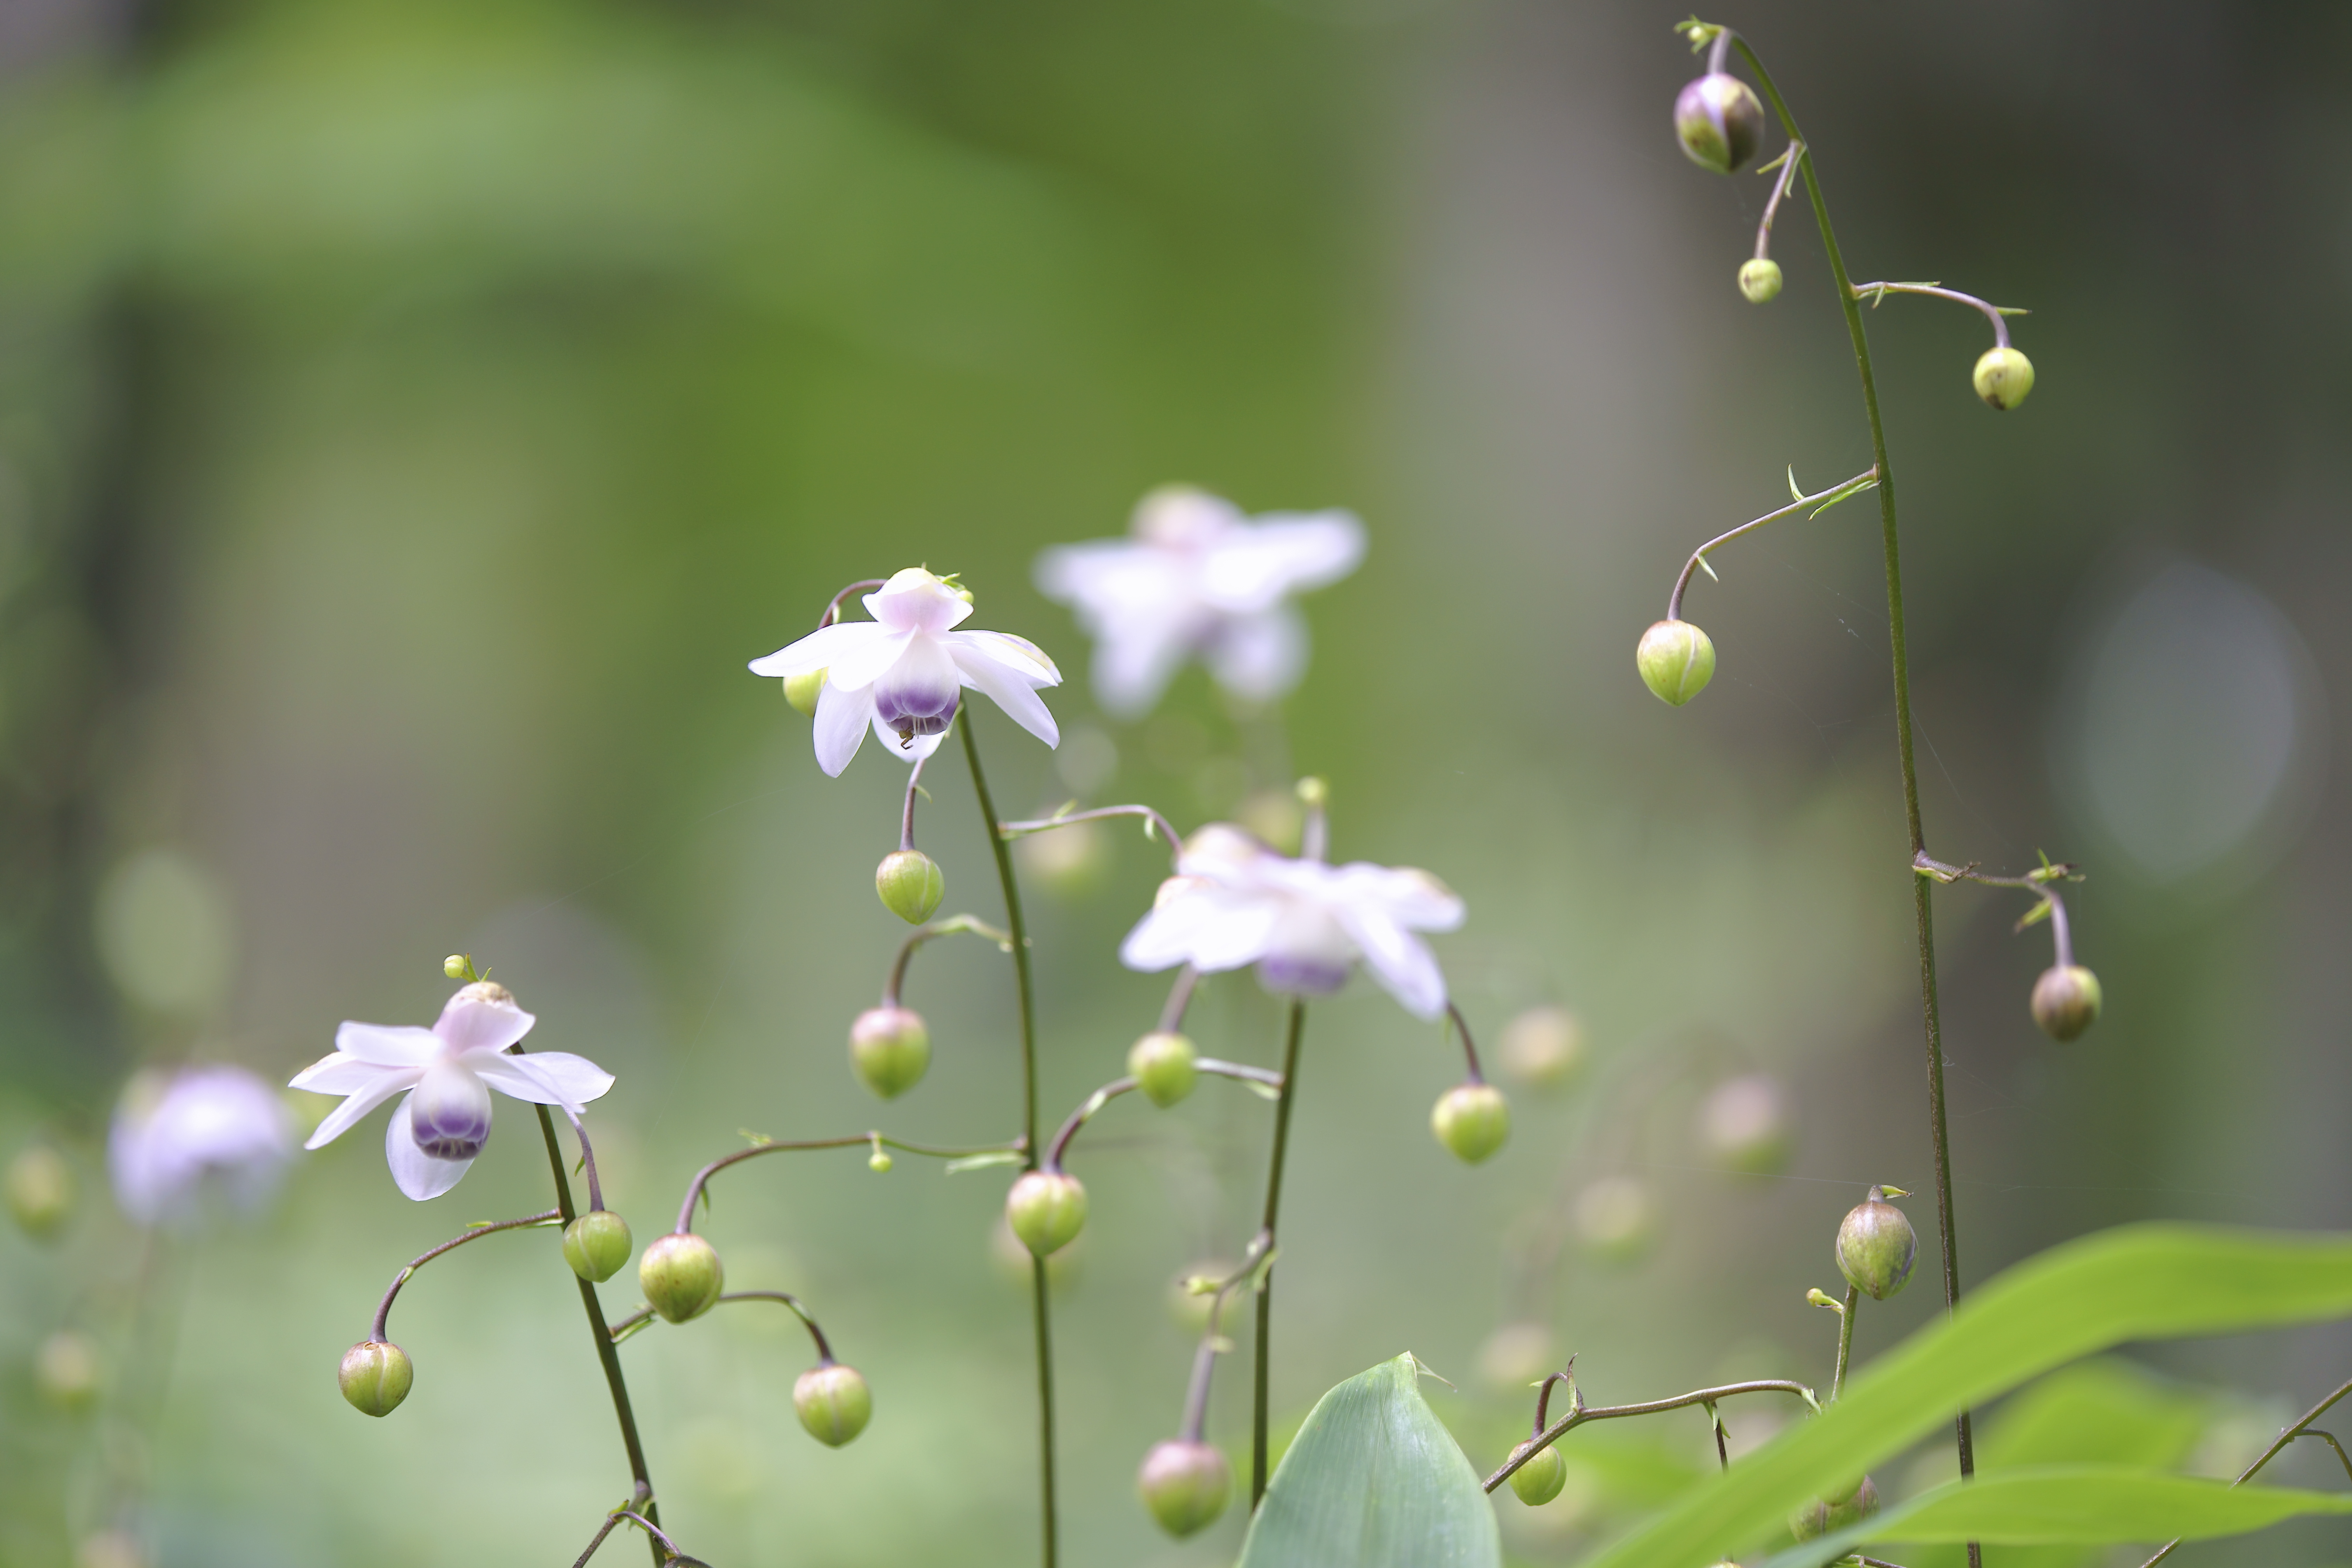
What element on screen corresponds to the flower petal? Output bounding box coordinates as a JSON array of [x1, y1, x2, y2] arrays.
[[812, 678, 872, 776], [948, 636, 1060, 749], [1119, 886, 1278, 974], [821, 626, 919, 693], [384, 1093, 475, 1200], [864, 569, 975, 635], [434, 991, 538, 1055], [868, 712, 947, 764], [747, 620, 891, 680], [1203, 606, 1307, 703], [332, 1023, 443, 1069], [1198, 512, 1365, 613], [1333, 903, 1449, 1020], [1332, 863, 1466, 932], [300, 1066, 421, 1151], [288, 1053, 393, 1096], [467, 1050, 616, 1110]]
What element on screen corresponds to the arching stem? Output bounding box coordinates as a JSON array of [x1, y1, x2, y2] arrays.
[[1253, 1000, 1308, 1508], [369, 1209, 560, 1342]]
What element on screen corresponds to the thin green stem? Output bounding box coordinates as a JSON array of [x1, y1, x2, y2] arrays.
[[959, 711, 1056, 1568], [1832, 1284, 1858, 1404], [1253, 1000, 1308, 1509], [534, 1104, 662, 1566], [1482, 1378, 1814, 1493], [2137, 1375, 2352, 1568], [1731, 35, 1979, 1524]]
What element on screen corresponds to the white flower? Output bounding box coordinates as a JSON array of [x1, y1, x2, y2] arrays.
[[749, 567, 1062, 776], [1119, 825, 1464, 1019], [1034, 486, 1365, 717], [109, 1065, 295, 1227], [289, 982, 614, 1201]]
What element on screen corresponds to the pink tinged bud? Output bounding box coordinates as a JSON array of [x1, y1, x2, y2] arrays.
[[1137, 1439, 1232, 1538], [639, 1231, 726, 1323], [1836, 1187, 1917, 1301], [1790, 1474, 1880, 1540], [339, 1340, 413, 1417], [1431, 1083, 1510, 1164], [1637, 620, 1715, 706], [793, 1362, 873, 1447], [2030, 964, 2101, 1042], [1127, 1032, 1198, 1108], [1699, 1074, 1792, 1176], [563, 1210, 634, 1283], [5, 1145, 74, 1239], [1673, 72, 1765, 173], [875, 850, 945, 925], [850, 1007, 931, 1099], [1005, 1169, 1087, 1257], [1507, 1440, 1567, 1506]]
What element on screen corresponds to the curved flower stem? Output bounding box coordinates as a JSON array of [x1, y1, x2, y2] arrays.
[[1481, 1378, 1814, 1493], [1915, 853, 2084, 969], [1045, 1060, 1284, 1169], [1666, 466, 1880, 621], [959, 710, 1057, 1568], [2137, 1374, 2352, 1568], [1730, 32, 1979, 1524], [610, 1510, 684, 1560], [1832, 1284, 1859, 1404], [570, 1510, 628, 1568], [675, 1131, 1022, 1234], [1754, 140, 1806, 259], [998, 803, 1185, 862], [369, 1209, 561, 1341], [1158, 965, 1201, 1034], [1446, 1003, 1488, 1084], [1849, 280, 2026, 349], [882, 914, 1016, 1008], [818, 578, 888, 629], [564, 1110, 606, 1212], [1175, 1244, 1269, 1442], [1253, 1000, 1308, 1509], [534, 1103, 662, 1563], [899, 756, 928, 852]]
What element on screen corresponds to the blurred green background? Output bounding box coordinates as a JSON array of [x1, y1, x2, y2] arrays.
[[0, 0, 2347, 1563]]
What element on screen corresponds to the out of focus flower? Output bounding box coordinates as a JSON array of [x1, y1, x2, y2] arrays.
[[1035, 486, 1365, 717], [108, 1065, 293, 1227], [749, 568, 1061, 776], [1118, 824, 1462, 1019], [289, 982, 612, 1201]]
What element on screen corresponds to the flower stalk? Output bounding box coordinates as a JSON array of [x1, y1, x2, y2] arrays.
[[1251, 999, 1307, 1508]]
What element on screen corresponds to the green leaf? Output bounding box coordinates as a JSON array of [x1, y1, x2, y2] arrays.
[[1760, 1465, 2352, 1568], [1580, 1225, 2352, 1568], [1237, 1353, 1501, 1568]]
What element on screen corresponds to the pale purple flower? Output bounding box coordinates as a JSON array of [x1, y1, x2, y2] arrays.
[[109, 1065, 295, 1227], [1034, 486, 1365, 717], [1119, 824, 1464, 1019], [289, 982, 612, 1201], [748, 567, 1061, 776]]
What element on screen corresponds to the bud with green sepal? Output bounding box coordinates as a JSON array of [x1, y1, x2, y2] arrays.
[[1637, 619, 1715, 705], [1128, 1031, 1198, 1108], [850, 1006, 930, 1099], [1138, 1439, 1232, 1538], [562, 1209, 634, 1283], [1674, 71, 1765, 174], [1790, 1474, 1880, 1540], [339, 1340, 414, 1417], [1005, 1168, 1088, 1257], [639, 1231, 725, 1322], [1432, 1082, 1510, 1164], [875, 849, 945, 925], [1973, 345, 2035, 410], [1739, 257, 1783, 302], [794, 1361, 873, 1446], [784, 669, 826, 717], [5, 1145, 73, 1239], [1836, 1186, 1917, 1300], [1507, 1439, 1567, 1505], [2031, 964, 2102, 1041]]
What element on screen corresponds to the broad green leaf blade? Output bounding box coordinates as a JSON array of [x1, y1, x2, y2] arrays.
[[1759, 1464, 2352, 1568], [1236, 1353, 1501, 1568], [1581, 1224, 2352, 1568]]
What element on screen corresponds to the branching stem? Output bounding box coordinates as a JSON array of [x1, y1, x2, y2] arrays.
[[882, 914, 1016, 1008], [369, 1209, 561, 1341], [2137, 1374, 2352, 1567], [676, 1132, 1020, 1234], [998, 803, 1185, 862], [1482, 1378, 1814, 1493], [1849, 280, 2025, 349], [1666, 467, 1880, 622]]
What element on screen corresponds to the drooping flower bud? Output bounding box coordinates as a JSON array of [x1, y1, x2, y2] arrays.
[[2030, 964, 2102, 1042], [1637, 620, 1716, 706], [1972, 346, 2035, 410], [784, 669, 826, 718], [874, 849, 945, 925], [35, 1330, 100, 1410], [1137, 1438, 1232, 1538], [1738, 257, 1783, 303], [1673, 73, 1766, 173], [442, 954, 469, 979], [793, 1361, 873, 1447], [338, 1340, 414, 1417], [1835, 1187, 1917, 1301], [1507, 1440, 1568, 1506], [639, 1231, 726, 1323], [1699, 1074, 1792, 1175], [1789, 1474, 1880, 1540], [1500, 1006, 1586, 1092], [1431, 1083, 1510, 1165], [1005, 1169, 1088, 1257], [849, 1007, 931, 1099], [1128, 1031, 1199, 1108], [562, 1209, 634, 1283], [869, 1148, 892, 1172], [5, 1144, 74, 1239]]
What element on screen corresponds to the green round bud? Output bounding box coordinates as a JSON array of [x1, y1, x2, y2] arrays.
[[1699, 1073, 1791, 1176], [1507, 1440, 1568, 1506], [1674, 72, 1766, 174], [1789, 1474, 1880, 1541], [5, 1145, 74, 1239], [2030, 964, 2102, 1042], [784, 668, 826, 717], [1637, 619, 1716, 706], [1127, 1031, 1199, 1108], [793, 1361, 873, 1447], [1431, 1082, 1510, 1165], [874, 849, 945, 925], [562, 1209, 634, 1283], [1005, 1169, 1088, 1257], [639, 1231, 725, 1323], [338, 1340, 413, 1417], [1836, 1187, 1917, 1301], [869, 1148, 893, 1172], [850, 1006, 931, 1099], [35, 1330, 100, 1410], [1137, 1438, 1232, 1538], [1738, 257, 1783, 303], [442, 954, 469, 979], [1500, 1006, 1586, 1092], [1973, 346, 2035, 410]]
